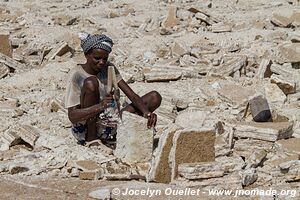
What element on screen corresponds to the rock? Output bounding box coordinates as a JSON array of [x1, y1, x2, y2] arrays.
[[211, 22, 232, 33], [270, 74, 296, 95], [171, 42, 188, 57], [169, 129, 215, 181], [103, 174, 132, 180], [215, 134, 231, 157], [148, 125, 182, 183], [271, 63, 294, 77], [217, 84, 255, 108], [0, 129, 20, 151], [271, 13, 292, 27], [0, 30, 12, 58], [9, 165, 29, 174], [114, 112, 154, 164], [0, 62, 9, 79], [175, 110, 223, 133], [264, 83, 287, 109], [292, 121, 300, 138], [215, 156, 246, 173], [245, 149, 267, 168], [75, 160, 99, 171], [161, 6, 179, 29], [178, 162, 225, 180], [291, 10, 300, 27], [256, 59, 272, 78], [143, 66, 182, 82], [276, 43, 300, 63], [79, 171, 102, 180], [0, 52, 27, 72], [89, 188, 111, 200], [214, 56, 247, 77], [50, 98, 66, 113], [233, 138, 274, 158], [44, 42, 73, 61], [70, 168, 79, 177], [194, 12, 214, 25], [249, 95, 272, 122], [234, 122, 293, 142], [241, 168, 258, 186], [275, 138, 300, 155], [17, 124, 40, 148]]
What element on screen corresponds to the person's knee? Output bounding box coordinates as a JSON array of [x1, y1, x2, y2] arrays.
[[149, 91, 162, 106], [83, 76, 99, 93]]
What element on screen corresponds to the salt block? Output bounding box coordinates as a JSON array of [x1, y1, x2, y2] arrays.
[[114, 112, 154, 164], [0, 31, 12, 58], [234, 122, 293, 142], [148, 124, 182, 183], [79, 171, 101, 180], [75, 160, 99, 171], [169, 129, 215, 182]]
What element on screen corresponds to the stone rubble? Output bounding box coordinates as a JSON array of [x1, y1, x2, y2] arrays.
[[0, 0, 300, 198]]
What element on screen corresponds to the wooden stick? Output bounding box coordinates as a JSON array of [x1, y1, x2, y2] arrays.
[[107, 66, 113, 93]]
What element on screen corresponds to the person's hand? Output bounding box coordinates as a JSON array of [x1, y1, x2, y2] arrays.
[[143, 112, 157, 129], [99, 94, 114, 109]]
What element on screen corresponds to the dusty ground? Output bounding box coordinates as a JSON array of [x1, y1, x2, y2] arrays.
[[0, 0, 300, 199]]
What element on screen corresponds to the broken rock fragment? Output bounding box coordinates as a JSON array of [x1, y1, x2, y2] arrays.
[[44, 42, 73, 61], [18, 124, 40, 148], [270, 74, 296, 95], [271, 13, 292, 27], [255, 59, 272, 78], [0, 52, 27, 72], [0, 62, 9, 79], [211, 22, 232, 33], [0, 30, 12, 58], [148, 124, 182, 183]]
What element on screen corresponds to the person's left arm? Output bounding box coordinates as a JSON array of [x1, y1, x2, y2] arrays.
[[118, 79, 156, 128]]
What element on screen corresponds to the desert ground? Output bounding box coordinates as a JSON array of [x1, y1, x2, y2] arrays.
[[0, 0, 299, 199]]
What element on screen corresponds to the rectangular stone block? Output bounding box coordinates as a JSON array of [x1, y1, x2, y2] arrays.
[[0, 31, 12, 58], [148, 124, 181, 183], [114, 111, 154, 164], [75, 160, 99, 171], [169, 129, 215, 182], [79, 171, 101, 180], [234, 122, 293, 142]]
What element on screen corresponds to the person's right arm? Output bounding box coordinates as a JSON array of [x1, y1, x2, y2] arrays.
[[67, 95, 113, 124]]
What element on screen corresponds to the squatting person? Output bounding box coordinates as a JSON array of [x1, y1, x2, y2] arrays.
[[65, 33, 161, 148]]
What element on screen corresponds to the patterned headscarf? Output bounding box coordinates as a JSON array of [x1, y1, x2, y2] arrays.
[[79, 33, 113, 54]]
